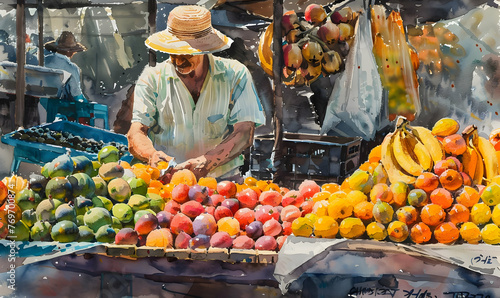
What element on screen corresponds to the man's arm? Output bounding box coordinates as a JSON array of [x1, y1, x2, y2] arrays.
[[127, 122, 172, 166], [175, 121, 255, 178]]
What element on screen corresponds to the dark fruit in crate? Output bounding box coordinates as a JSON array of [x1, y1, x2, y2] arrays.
[[221, 198, 240, 214], [304, 4, 327, 25], [255, 235, 278, 251], [245, 220, 264, 239], [189, 234, 211, 249], [134, 213, 158, 235], [188, 184, 209, 204], [232, 235, 255, 249], [317, 21, 340, 46], [193, 213, 217, 236], [283, 43, 303, 70], [156, 211, 174, 228], [28, 173, 49, 193], [181, 201, 205, 219]]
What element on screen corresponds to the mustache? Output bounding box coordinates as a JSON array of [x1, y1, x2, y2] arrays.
[[174, 61, 191, 68]]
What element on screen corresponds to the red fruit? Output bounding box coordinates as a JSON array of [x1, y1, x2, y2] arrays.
[[209, 194, 225, 206], [236, 188, 259, 209], [263, 218, 282, 237], [164, 200, 181, 214], [280, 205, 301, 223], [277, 235, 288, 250], [115, 228, 139, 245], [304, 4, 326, 24], [217, 180, 237, 198], [180, 201, 204, 219], [174, 231, 191, 249], [134, 213, 158, 235], [172, 183, 190, 203], [170, 213, 193, 235], [137, 234, 147, 246], [281, 10, 299, 35], [255, 205, 279, 223], [442, 134, 467, 156], [255, 235, 278, 251], [489, 128, 500, 151], [221, 198, 240, 214], [259, 190, 283, 207], [298, 180, 321, 199], [210, 231, 233, 248], [300, 200, 315, 216], [433, 157, 462, 176], [281, 221, 292, 236], [214, 206, 233, 221], [283, 43, 303, 70], [205, 206, 215, 217], [234, 208, 255, 230], [317, 21, 340, 45], [282, 190, 305, 207], [232, 235, 255, 249]]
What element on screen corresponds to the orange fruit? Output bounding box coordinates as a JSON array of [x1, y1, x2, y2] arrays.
[[442, 134, 467, 156], [447, 203, 470, 225], [429, 188, 453, 209], [119, 160, 131, 169], [366, 222, 387, 240], [346, 190, 367, 206], [327, 199, 353, 221], [414, 172, 440, 193], [410, 222, 432, 244], [321, 183, 340, 194], [198, 177, 218, 190], [149, 180, 164, 189], [264, 183, 280, 192], [387, 221, 409, 242], [353, 201, 374, 221], [368, 145, 382, 163], [434, 222, 460, 244], [369, 183, 393, 204], [328, 191, 348, 203], [395, 205, 419, 226], [460, 222, 481, 244], [146, 166, 161, 180], [339, 217, 365, 239], [244, 177, 258, 187], [256, 180, 270, 191], [170, 169, 197, 186], [439, 169, 463, 191], [156, 161, 170, 170], [312, 191, 332, 202], [133, 168, 152, 185], [420, 204, 446, 226], [455, 186, 480, 208]]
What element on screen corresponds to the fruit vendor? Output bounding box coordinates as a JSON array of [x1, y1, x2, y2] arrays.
[[127, 5, 266, 181]]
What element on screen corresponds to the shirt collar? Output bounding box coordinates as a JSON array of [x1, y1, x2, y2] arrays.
[[166, 53, 224, 79]]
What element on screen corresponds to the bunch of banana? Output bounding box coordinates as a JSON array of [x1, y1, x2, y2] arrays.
[[381, 117, 444, 184], [462, 125, 499, 185]]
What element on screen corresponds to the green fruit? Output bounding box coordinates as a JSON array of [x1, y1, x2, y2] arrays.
[[14, 220, 30, 241], [68, 173, 95, 198], [55, 203, 77, 222], [148, 196, 165, 213], [99, 162, 125, 182], [107, 178, 131, 202], [73, 155, 94, 176], [112, 203, 134, 223], [47, 154, 74, 178], [31, 221, 52, 241], [111, 216, 122, 230], [76, 215, 85, 226], [36, 199, 63, 223], [128, 178, 148, 196], [15, 188, 41, 211], [407, 189, 429, 207], [75, 196, 93, 216], [83, 207, 112, 233], [98, 145, 120, 164], [22, 209, 37, 227], [348, 170, 374, 194], [372, 200, 394, 225], [95, 224, 116, 243], [91, 161, 101, 177], [78, 226, 95, 242], [51, 220, 79, 242], [134, 209, 156, 224], [45, 177, 72, 201], [128, 194, 150, 212], [92, 176, 108, 197], [92, 196, 113, 212], [28, 174, 49, 194]]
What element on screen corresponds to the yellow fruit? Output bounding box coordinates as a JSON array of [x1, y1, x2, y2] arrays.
[[2, 175, 28, 194], [481, 223, 500, 244], [327, 199, 353, 221], [368, 145, 382, 163], [492, 204, 500, 226], [313, 216, 338, 238], [198, 177, 218, 190], [312, 191, 331, 202], [346, 190, 367, 206], [480, 183, 500, 206], [304, 213, 318, 223], [366, 222, 387, 241], [328, 191, 347, 203], [292, 217, 314, 237], [387, 221, 409, 242], [470, 202, 492, 225], [339, 217, 365, 239], [348, 170, 373, 194], [460, 222, 482, 244], [431, 118, 460, 137], [312, 201, 329, 217]]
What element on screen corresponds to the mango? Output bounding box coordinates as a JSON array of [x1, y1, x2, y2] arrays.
[[68, 173, 95, 198], [92, 196, 113, 211], [99, 162, 125, 182], [51, 220, 79, 242], [31, 221, 52, 241], [127, 194, 150, 212], [36, 198, 63, 223], [83, 207, 112, 233], [46, 154, 74, 178], [115, 227, 139, 245], [95, 225, 116, 243], [72, 155, 94, 176], [45, 177, 72, 201], [107, 178, 131, 202], [55, 203, 77, 222], [92, 176, 108, 197], [15, 188, 42, 211], [112, 203, 134, 223], [98, 145, 120, 164], [78, 226, 95, 242]]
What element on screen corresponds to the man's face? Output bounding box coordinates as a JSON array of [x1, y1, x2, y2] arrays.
[[170, 54, 204, 76]]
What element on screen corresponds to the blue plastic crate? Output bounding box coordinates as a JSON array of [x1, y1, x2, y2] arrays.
[[1, 120, 130, 174]]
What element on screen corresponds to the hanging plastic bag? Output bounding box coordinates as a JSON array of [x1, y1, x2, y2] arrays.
[[320, 10, 389, 140]]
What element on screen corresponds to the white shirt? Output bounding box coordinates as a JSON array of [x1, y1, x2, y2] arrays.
[[132, 54, 265, 178]]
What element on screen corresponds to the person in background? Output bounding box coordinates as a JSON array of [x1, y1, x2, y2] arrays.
[[0, 30, 16, 63], [127, 5, 265, 182]]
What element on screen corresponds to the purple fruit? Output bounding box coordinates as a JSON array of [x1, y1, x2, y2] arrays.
[[174, 231, 192, 249], [188, 184, 209, 204], [156, 211, 174, 228], [189, 234, 211, 249], [137, 234, 147, 247], [115, 228, 139, 245], [210, 231, 233, 248], [232, 235, 255, 249], [221, 198, 240, 214], [192, 213, 217, 236], [255, 235, 277, 251], [245, 220, 263, 240]]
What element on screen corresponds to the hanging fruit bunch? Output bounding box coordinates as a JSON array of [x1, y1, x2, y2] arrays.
[[258, 5, 359, 86]]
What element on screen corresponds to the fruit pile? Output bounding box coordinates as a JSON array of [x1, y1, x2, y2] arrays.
[[291, 117, 500, 244], [259, 4, 358, 86], [9, 126, 128, 155]]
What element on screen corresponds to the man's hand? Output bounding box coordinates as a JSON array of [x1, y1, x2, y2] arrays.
[[148, 150, 172, 168], [173, 155, 210, 180]]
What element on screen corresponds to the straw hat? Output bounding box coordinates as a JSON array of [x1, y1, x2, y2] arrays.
[[145, 5, 232, 55], [45, 31, 87, 53]]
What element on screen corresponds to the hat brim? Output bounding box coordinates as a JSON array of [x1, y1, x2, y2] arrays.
[[145, 27, 232, 55], [44, 40, 87, 53]]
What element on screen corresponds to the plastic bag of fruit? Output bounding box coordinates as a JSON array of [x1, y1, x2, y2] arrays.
[[321, 11, 389, 140]]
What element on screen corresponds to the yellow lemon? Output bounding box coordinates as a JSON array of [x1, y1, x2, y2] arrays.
[[470, 202, 492, 225], [313, 216, 338, 238], [366, 222, 387, 241], [459, 222, 482, 244], [327, 199, 353, 221], [339, 217, 365, 239], [291, 217, 314, 237], [481, 223, 500, 244], [480, 183, 500, 206], [346, 190, 367, 206]]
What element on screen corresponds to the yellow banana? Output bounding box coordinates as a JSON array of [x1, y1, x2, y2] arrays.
[[393, 130, 425, 176], [410, 125, 445, 164], [404, 129, 433, 171], [477, 136, 499, 183], [380, 132, 417, 185], [462, 146, 484, 185]]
